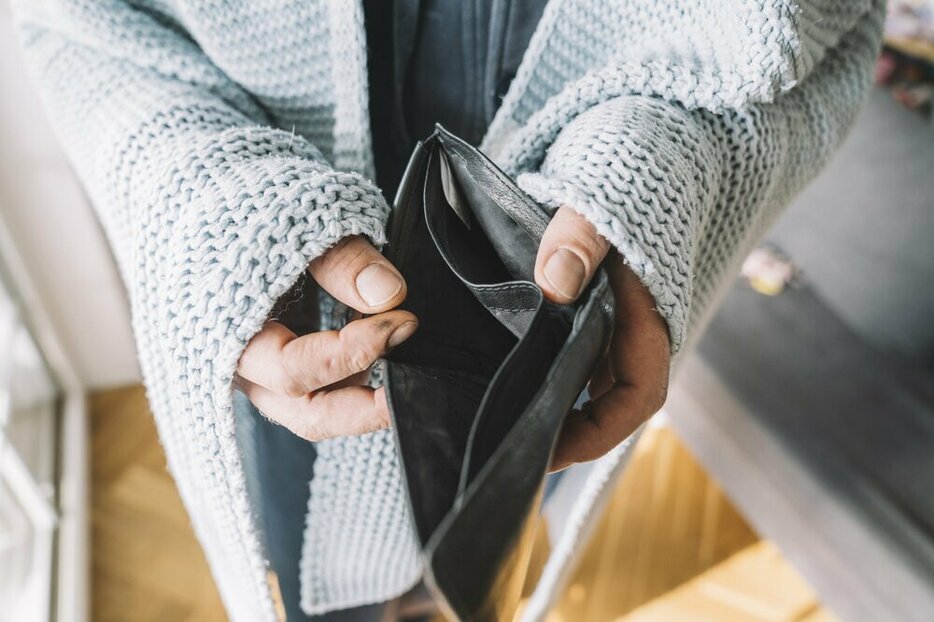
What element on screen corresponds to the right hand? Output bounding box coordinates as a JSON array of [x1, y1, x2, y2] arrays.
[[234, 236, 417, 441]]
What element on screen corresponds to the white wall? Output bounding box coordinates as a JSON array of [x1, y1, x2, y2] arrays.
[[0, 3, 140, 389]]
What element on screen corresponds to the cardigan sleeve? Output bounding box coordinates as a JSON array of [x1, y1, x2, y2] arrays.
[[12, 0, 389, 398], [11, 5, 388, 616], [516, 3, 884, 354]]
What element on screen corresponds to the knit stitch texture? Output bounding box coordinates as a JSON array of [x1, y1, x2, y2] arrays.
[[12, 0, 883, 619]]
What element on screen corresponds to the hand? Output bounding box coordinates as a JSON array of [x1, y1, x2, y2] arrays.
[[535, 207, 671, 471], [234, 236, 417, 441]]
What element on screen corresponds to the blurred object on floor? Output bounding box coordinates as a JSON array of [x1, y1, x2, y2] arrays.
[[89, 386, 225, 622], [740, 246, 800, 296], [887, 0, 934, 43], [881, 0, 934, 118], [619, 542, 836, 622]]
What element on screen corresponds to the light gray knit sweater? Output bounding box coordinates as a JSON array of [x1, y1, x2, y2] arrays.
[[13, 0, 883, 619]]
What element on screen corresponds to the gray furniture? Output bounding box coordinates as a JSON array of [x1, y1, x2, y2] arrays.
[[668, 283, 934, 621]]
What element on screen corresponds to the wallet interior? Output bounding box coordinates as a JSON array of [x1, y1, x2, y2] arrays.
[[384, 142, 575, 545]]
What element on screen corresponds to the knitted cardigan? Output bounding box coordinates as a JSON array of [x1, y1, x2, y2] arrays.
[[13, 0, 883, 619]]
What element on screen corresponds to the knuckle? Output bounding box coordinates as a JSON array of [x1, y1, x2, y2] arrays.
[[318, 350, 344, 381], [558, 209, 604, 244], [586, 228, 611, 255], [295, 394, 331, 441], [281, 377, 307, 399], [546, 211, 609, 270], [279, 345, 311, 397], [320, 236, 355, 262], [295, 419, 325, 442], [329, 238, 374, 275], [348, 347, 377, 375], [311, 237, 376, 286], [572, 223, 609, 260], [339, 325, 380, 373]]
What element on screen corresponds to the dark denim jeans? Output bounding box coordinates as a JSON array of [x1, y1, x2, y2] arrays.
[[233, 388, 565, 620], [234, 391, 397, 621]]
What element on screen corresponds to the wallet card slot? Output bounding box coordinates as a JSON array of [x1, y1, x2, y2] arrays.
[[384, 145, 524, 541], [389, 332, 504, 379], [421, 143, 578, 485], [424, 150, 514, 286], [424, 149, 542, 337], [386, 148, 517, 368], [435, 127, 549, 251], [460, 299, 571, 489], [427, 278, 614, 620], [385, 362, 489, 544], [384, 128, 617, 622], [465, 283, 542, 337], [441, 148, 539, 283]]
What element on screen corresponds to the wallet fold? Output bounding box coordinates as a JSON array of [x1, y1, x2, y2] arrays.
[[383, 126, 614, 621]]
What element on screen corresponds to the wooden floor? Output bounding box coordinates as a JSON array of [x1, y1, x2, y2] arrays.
[[89, 385, 830, 621], [548, 419, 759, 620], [89, 386, 226, 621], [620, 542, 835, 622]]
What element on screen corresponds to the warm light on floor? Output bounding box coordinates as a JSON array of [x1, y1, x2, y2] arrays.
[[90, 386, 834, 621]]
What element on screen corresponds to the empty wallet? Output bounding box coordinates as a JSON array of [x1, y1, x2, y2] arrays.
[[382, 126, 615, 621]]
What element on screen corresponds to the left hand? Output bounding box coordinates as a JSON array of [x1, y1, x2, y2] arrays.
[[534, 207, 671, 472]]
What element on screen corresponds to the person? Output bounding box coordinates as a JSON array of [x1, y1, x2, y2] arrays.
[[12, 0, 884, 619]]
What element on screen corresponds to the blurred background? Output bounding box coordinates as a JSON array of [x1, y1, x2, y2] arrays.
[[1, 1, 932, 621]]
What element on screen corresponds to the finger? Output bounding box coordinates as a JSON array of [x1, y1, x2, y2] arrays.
[[535, 206, 611, 304], [237, 312, 418, 396], [550, 386, 652, 472], [309, 236, 407, 313], [605, 256, 671, 399], [550, 258, 670, 472], [235, 377, 390, 441], [587, 355, 614, 399]]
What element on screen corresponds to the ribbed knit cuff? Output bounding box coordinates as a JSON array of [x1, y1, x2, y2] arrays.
[[215, 166, 391, 400], [120, 119, 391, 620], [516, 96, 722, 354]]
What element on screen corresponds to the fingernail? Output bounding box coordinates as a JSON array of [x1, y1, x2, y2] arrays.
[[543, 248, 585, 300], [388, 321, 418, 348], [356, 262, 404, 307]]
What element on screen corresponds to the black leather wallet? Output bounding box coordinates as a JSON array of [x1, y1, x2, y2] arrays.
[[383, 126, 614, 621]]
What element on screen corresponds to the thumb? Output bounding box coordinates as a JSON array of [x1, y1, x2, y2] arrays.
[[308, 236, 407, 314], [535, 206, 611, 304]]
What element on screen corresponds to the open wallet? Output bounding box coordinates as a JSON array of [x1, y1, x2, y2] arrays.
[[382, 126, 615, 621]]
